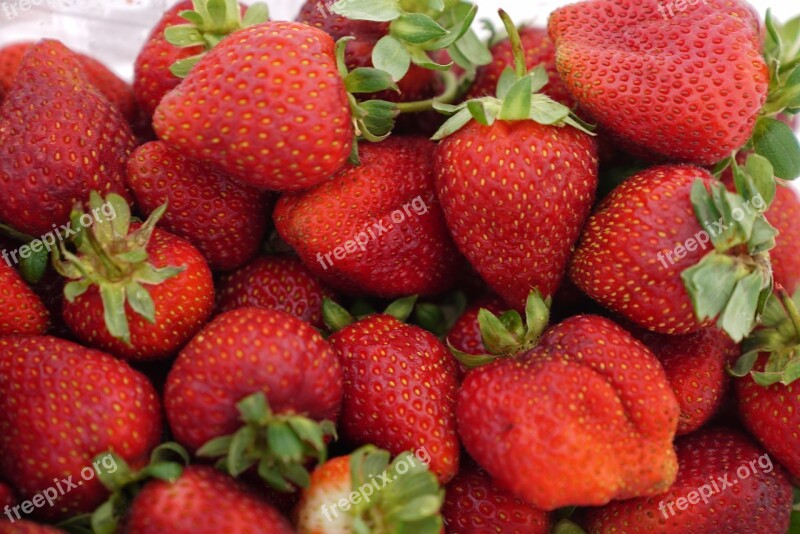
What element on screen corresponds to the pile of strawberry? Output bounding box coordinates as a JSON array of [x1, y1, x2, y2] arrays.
[[1, 0, 800, 532]]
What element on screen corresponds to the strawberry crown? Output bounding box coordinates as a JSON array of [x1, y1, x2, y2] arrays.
[[322, 295, 419, 331]]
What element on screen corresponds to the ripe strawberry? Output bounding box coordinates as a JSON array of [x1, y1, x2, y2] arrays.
[[165, 307, 342, 489], [122, 466, 293, 534], [548, 0, 767, 165], [294, 446, 444, 533], [447, 295, 506, 357], [127, 141, 271, 271], [442, 462, 550, 534], [0, 336, 162, 521], [57, 194, 214, 361], [275, 136, 462, 298], [0, 521, 64, 533], [0, 40, 135, 237], [328, 313, 460, 483], [154, 21, 353, 192], [765, 185, 800, 294], [0, 260, 49, 335], [581, 427, 793, 533], [216, 255, 333, 327], [458, 314, 679, 510]]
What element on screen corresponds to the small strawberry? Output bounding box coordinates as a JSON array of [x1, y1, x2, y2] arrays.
[[122, 466, 293, 534], [0, 336, 162, 521], [0, 521, 64, 533], [165, 307, 342, 490], [127, 141, 271, 271], [581, 427, 793, 533], [0, 260, 49, 335], [274, 136, 462, 298], [55, 193, 214, 361], [441, 461, 550, 534], [447, 295, 506, 357], [327, 310, 460, 483], [294, 446, 444, 533], [216, 255, 333, 327], [0, 40, 135, 237]]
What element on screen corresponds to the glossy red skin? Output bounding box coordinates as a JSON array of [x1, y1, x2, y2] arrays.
[[465, 26, 573, 107], [442, 463, 550, 534], [548, 0, 767, 165], [735, 354, 800, 480], [0, 521, 65, 533], [582, 427, 793, 533], [0, 40, 135, 237], [0, 261, 49, 335], [165, 307, 342, 452], [216, 255, 333, 327], [154, 22, 353, 192], [127, 141, 270, 271], [765, 185, 800, 294], [435, 119, 598, 311], [62, 227, 215, 361], [0, 336, 162, 521], [329, 314, 460, 483], [275, 137, 462, 298], [570, 165, 717, 335], [122, 466, 293, 534], [458, 315, 679, 510]]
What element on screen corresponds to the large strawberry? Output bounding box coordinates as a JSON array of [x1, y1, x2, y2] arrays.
[[165, 307, 342, 490], [0, 40, 135, 237], [0, 260, 48, 335], [0, 336, 162, 521], [581, 427, 793, 533], [275, 136, 462, 298], [127, 141, 270, 271]]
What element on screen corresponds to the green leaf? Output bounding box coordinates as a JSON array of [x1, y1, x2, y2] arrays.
[[330, 0, 402, 22], [384, 295, 418, 322], [498, 75, 531, 121], [19, 246, 49, 284], [237, 392, 271, 423], [358, 99, 399, 139], [267, 422, 304, 462], [164, 25, 205, 47], [169, 53, 204, 78], [391, 495, 442, 521], [345, 67, 397, 94], [528, 94, 571, 125], [717, 271, 764, 342], [752, 117, 800, 179], [197, 435, 234, 457], [452, 27, 492, 67], [281, 462, 311, 488], [372, 35, 411, 82], [431, 107, 473, 140], [478, 308, 521, 354], [242, 2, 269, 26], [125, 281, 156, 323], [730, 351, 759, 377], [466, 100, 494, 126], [99, 283, 130, 344], [391, 13, 448, 44], [228, 426, 257, 476], [429, 3, 478, 50], [323, 298, 356, 332], [681, 252, 742, 323], [496, 67, 516, 100]]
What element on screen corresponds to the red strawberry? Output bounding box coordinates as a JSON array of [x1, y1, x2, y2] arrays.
[[0, 481, 15, 510], [122, 466, 293, 534], [765, 185, 800, 294], [294, 446, 444, 533], [154, 21, 353, 192], [0, 40, 135, 237], [458, 315, 679, 510], [275, 136, 462, 298], [165, 307, 341, 489], [0, 521, 64, 533], [447, 295, 506, 357], [442, 461, 550, 534], [216, 255, 333, 327], [581, 427, 793, 533], [127, 141, 271, 271], [548, 0, 767, 165], [0, 336, 162, 521], [328, 313, 460, 483], [0, 260, 49, 335]]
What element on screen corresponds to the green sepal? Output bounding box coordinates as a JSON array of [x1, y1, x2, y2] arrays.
[[330, 0, 403, 22], [751, 117, 800, 180], [322, 298, 357, 332], [345, 68, 398, 95], [384, 295, 419, 322], [413, 302, 447, 336], [18, 246, 49, 284], [372, 35, 412, 82], [390, 13, 448, 44]]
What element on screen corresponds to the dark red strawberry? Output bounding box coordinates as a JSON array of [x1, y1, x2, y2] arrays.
[[127, 141, 270, 271], [328, 313, 459, 483], [0, 260, 48, 335], [442, 461, 550, 534], [581, 427, 792, 533], [122, 466, 293, 534], [0, 481, 14, 510], [275, 136, 462, 298], [0, 40, 135, 237], [0, 521, 64, 533], [0, 336, 162, 521], [216, 255, 333, 327], [766, 185, 800, 295]]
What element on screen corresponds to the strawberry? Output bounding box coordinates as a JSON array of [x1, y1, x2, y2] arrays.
[[0, 521, 64, 533], [274, 136, 462, 298], [294, 446, 444, 533], [127, 141, 271, 271], [216, 255, 333, 327], [581, 427, 793, 533], [327, 312, 460, 483], [548, 0, 768, 165], [164, 307, 341, 490], [153, 21, 354, 192], [441, 462, 550, 534], [0, 260, 49, 335], [0, 481, 14, 510], [56, 193, 214, 361], [0, 40, 135, 237], [447, 295, 506, 357], [457, 314, 679, 510], [122, 466, 293, 534], [766, 185, 800, 294], [0, 336, 162, 521]]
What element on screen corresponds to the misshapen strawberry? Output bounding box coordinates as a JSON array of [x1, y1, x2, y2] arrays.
[[0, 260, 48, 335]]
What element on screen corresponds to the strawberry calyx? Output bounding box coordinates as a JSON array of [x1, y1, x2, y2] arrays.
[[196, 392, 336, 493], [322, 295, 418, 332], [0, 223, 49, 284], [165, 0, 270, 77], [344, 445, 444, 533], [431, 10, 593, 141], [447, 290, 550, 369], [52, 192, 186, 346]]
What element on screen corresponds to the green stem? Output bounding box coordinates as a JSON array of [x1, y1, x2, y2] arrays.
[[779, 287, 800, 342], [498, 9, 526, 79], [394, 71, 460, 114]]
